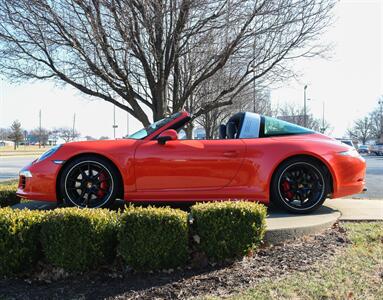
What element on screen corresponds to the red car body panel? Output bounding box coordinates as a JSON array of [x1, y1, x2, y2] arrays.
[[17, 111, 366, 204]]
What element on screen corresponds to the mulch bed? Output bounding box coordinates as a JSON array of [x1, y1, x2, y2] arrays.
[[0, 223, 349, 300]]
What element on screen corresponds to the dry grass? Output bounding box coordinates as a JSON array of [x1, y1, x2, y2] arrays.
[[0, 145, 50, 157], [230, 222, 383, 300]]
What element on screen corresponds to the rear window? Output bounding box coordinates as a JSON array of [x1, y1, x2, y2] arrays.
[[261, 116, 314, 137]]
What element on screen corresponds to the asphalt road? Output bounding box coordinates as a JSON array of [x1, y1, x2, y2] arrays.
[[352, 155, 383, 199], [1, 154, 382, 198], [0, 156, 36, 181]]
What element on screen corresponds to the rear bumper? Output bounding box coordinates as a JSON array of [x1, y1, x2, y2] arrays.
[[327, 153, 366, 199]]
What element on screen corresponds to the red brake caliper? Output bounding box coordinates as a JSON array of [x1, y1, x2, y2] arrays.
[[282, 180, 294, 199], [96, 172, 109, 198]]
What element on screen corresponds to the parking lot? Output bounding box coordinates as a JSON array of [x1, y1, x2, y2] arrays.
[[352, 155, 383, 199]]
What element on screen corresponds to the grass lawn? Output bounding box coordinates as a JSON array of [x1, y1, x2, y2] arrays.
[[230, 222, 383, 300], [0, 145, 50, 156], [0, 179, 18, 187]]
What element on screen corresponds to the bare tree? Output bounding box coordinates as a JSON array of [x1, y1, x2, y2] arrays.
[[347, 117, 371, 145], [196, 85, 273, 139], [0, 128, 11, 142], [0, 0, 335, 126], [8, 120, 24, 149], [278, 103, 331, 133], [57, 127, 80, 143], [369, 100, 383, 142], [29, 128, 50, 146]]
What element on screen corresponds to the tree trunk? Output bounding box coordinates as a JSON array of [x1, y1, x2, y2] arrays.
[[185, 123, 194, 139]]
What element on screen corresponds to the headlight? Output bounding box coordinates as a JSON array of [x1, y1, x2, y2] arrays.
[[19, 170, 32, 178], [37, 144, 62, 162], [338, 148, 360, 158]]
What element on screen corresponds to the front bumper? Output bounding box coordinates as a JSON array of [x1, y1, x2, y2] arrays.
[[16, 160, 62, 202]]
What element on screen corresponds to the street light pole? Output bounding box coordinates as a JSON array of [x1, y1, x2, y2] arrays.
[[304, 85, 308, 127], [321, 101, 325, 133], [112, 104, 118, 139]]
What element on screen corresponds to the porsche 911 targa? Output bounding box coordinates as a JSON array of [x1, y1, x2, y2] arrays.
[[17, 111, 366, 213]]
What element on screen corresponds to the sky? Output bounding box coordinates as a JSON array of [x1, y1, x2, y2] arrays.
[[0, 0, 382, 139]]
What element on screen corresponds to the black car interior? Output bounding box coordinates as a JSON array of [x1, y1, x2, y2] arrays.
[[219, 112, 245, 139]]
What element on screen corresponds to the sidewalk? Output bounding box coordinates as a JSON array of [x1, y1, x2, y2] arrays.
[[326, 198, 383, 221]]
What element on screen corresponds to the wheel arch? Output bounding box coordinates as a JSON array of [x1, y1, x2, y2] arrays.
[[56, 152, 124, 204], [269, 154, 335, 200]]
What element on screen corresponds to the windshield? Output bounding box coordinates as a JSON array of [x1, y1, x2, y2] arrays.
[[262, 116, 314, 137], [127, 112, 182, 140]]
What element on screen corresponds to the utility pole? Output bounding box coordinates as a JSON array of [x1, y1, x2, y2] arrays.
[[303, 85, 308, 128], [39, 109, 42, 148], [72, 113, 76, 141]]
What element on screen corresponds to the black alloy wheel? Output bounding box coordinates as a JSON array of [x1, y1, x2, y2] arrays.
[[59, 156, 120, 208], [271, 157, 329, 213]]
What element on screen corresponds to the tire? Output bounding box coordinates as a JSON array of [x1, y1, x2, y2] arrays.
[[59, 155, 121, 208], [270, 157, 330, 214]]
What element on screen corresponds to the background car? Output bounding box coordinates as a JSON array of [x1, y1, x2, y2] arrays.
[[370, 143, 383, 156], [336, 138, 356, 148], [17, 111, 366, 214], [357, 145, 370, 154]]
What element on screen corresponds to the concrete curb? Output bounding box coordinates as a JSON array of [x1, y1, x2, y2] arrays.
[[264, 199, 383, 244], [265, 206, 340, 244]]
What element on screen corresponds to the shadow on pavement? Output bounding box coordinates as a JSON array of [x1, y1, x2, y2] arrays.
[[267, 205, 338, 219]]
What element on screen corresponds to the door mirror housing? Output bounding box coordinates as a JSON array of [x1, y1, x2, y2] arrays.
[[157, 129, 178, 145]]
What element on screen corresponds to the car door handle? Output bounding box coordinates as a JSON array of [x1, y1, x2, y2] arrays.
[[223, 151, 239, 157]]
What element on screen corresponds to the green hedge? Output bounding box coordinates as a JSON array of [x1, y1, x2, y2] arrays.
[[0, 208, 44, 276], [0, 201, 267, 275], [118, 206, 188, 271], [40, 208, 118, 271], [190, 201, 267, 261], [0, 181, 20, 207]]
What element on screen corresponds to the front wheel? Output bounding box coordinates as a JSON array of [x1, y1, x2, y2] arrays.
[[59, 156, 120, 208], [270, 157, 330, 214]]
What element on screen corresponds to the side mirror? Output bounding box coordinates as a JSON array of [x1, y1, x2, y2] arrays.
[[157, 129, 178, 145]]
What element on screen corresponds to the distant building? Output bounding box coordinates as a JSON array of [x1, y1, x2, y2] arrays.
[[0, 140, 14, 147]]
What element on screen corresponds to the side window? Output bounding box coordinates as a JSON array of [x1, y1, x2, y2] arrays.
[[263, 116, 313, 137], [175, 126, 207, 140]]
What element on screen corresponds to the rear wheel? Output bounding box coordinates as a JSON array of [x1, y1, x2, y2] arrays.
[[59, 156, 120, 208], [270, 157, 330, 214]]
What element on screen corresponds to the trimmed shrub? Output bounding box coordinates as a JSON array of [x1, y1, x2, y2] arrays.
[[0, 208, 44, 276], [190, 201, 267, 261], [40, 208, 118, 271], [0, 181, 20, 207], [118, 206, 188, 271]]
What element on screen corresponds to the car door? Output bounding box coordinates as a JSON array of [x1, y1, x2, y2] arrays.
[[134, 139, 246, 191]]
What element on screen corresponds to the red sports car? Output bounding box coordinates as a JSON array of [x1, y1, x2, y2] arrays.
[[17, 111, 366, 213]]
